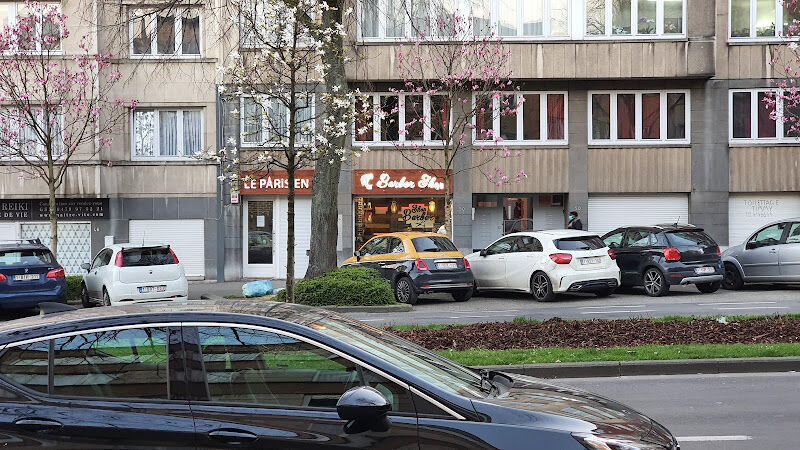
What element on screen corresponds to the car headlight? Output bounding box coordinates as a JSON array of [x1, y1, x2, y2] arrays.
[[573, 433, 673, 450]]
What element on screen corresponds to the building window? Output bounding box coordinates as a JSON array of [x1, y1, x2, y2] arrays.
[[0, 109, 64, 159], [130, 8, 201, 57], [240, 96, 315, 147], [0, 2, 62, 52], [133, 109, 203, 159], [585, 0, 685, 37], [728, 89, 799, 142], [354, 93, 450, 145], [358, 0, 569, 40], [473, 92, 568, 144], [729, 0, 800, 39], [588, 91, 689, 144]]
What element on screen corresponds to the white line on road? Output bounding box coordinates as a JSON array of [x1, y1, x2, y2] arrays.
[[677, 435, 752, 442], [697, 301, 777, 306], [580, 309, 657, 314], [715, 306, 789, 310], [577, 305, 645, 309]]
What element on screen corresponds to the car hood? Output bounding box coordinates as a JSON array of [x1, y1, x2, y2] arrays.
[[722, 244, 744, 258], [471, 373, 673, 445]]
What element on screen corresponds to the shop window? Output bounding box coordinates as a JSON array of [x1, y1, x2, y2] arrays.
[[247, 200, 273, 265], [588, 91, 689, 144], [354, 197, 445, 249], [474, 92, 568, 145]]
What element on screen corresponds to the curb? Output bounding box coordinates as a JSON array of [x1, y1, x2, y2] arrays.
[[477, 357, 800, 379], [198, 295, 413, 313]]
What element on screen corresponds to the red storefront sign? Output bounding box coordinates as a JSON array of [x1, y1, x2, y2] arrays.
[[241, 170, 314, 195], [352, 169, 451, 195]]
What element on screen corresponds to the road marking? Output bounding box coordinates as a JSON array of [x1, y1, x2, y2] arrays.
[[715, 306, 789, 310], [358, 319, 385, 322], [577, 305, 645, 309], [697, 301, 777, 306], [478, 310, 521, 313], [677, 435, 752, 442], [447, 314, 520, 319], [580, 309, 657, 314]]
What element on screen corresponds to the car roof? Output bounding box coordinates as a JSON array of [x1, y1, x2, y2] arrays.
[[372, 232, 448, 239], [105, 243, 170, 250], [0, 243, 50, 252], [504, 229, 601, 239], [607, 224, 700, 232]]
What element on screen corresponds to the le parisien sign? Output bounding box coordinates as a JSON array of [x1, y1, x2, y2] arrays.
[[353, 169, 450, 195], [241, 170, 314, 195]]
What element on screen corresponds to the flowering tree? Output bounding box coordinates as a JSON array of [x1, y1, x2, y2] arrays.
[[218, 0, 361, 301], [361, 3, 525, 237], [0, 2, 130, 257], [766, 1, 800, 134]]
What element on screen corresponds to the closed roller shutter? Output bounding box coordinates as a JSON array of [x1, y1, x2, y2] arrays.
[[273, 197, 312, 279], [728, 193, 800, 245], [588, 195, 689, 236], [0, 223, 18, 241], [129, 219, 205, 278]]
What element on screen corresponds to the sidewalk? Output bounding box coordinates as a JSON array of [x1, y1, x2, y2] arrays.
[[189, 279, 286, 299]]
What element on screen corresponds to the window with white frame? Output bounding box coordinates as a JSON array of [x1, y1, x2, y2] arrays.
[[585, 0, 685, 37], [729, 89, 799, 142], [588, 91, 689, 144], [129, 8, 201, 57], [729, 0, 799, 39], [353, 93, 451, 144], [0, 108, 64, 158], [0, 2, 62, 51], [133, 109, 203, 159], [473, 92, 568, 144], [359, 0, 570, 39], [240, 96, 314, 146]]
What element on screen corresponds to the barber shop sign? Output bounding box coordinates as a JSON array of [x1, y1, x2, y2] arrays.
[[353, 170, 450, 195]]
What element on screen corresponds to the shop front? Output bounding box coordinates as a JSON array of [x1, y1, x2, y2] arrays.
[[240, 170, 313, 279], [472, 194, 567, 250], [352, 169, 451, 249]]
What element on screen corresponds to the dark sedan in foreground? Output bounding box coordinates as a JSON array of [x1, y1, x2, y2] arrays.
[[0, 300, 677, 449]]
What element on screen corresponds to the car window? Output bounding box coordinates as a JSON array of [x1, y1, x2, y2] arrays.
[[516, 236, 543, 252], [666, 230, 716, 247], [411, 236, 458, 253], [388, 237, 405, 254], [624, 230, 655, 248], [196, 326, 414, 413], [786, 223, 800, 244], [0, 340, 50, 393], [603, 230, 625, 248], [101, 249, 113, 265], [554, 236, 605, 250], [361, 237, 389, 256], [0, 249, 56, 267], [485, 236, 515, 255], [749, 223, 786, 248], [121, 247, 176, 267]]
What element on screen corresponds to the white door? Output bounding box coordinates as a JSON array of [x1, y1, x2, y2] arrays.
[[20, 222, 91, 275], [244, 197, 311, 280], [129, 219, 205, 278], [728, 193, 800, 246], [588, 195, 689, 236], [472, 207, 503, 251], [470, 236, 516, 288]]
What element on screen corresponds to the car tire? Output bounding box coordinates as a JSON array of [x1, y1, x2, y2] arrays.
[[530, 272, 555, 302], [102, 288, 111, 307], [722, 263, 745, 290], [80, 284, 92, 308], [642, 268, 669, 297], [394, 277, 418, 305], [452, 288, 472, 302], [697, 281, 721, 294], [595, 287, 615, 298]]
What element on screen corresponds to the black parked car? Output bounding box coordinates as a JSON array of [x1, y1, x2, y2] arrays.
[[601, 225, 723, 297], [0, 300, 678, 449]]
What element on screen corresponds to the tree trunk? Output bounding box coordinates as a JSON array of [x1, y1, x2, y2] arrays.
[[444, 173, 452, 239], [48, 181, 58, 258], [286, 163, 296, 303], [306, 0, 347, 279]]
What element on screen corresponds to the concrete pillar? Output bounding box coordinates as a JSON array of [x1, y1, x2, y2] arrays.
[[338, 163, 353, 264], [568, 85, 589, 230]]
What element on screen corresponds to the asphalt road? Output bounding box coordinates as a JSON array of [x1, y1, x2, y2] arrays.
[[563, 372, 800, 450], [346, 284, 800, 326]]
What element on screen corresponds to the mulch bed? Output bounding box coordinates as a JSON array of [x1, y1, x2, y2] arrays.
[[388, 317, 800, 350]]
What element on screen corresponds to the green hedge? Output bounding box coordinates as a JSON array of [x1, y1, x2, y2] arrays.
[[275, 267, 394, 306], [66, 275, 82, 301]]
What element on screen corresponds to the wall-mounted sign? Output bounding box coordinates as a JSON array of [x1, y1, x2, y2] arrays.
[[230, 190, 240, 204], [401, 204, 435, 228], [0, 199, 108, 221], [241, 170, 314, 195], [352, 169, 451, 195]]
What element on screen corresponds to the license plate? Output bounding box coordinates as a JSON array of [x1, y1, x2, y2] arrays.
[[695, 266, 715, 275], [14, 274, 39, 281], [580, 257, 601, 265], [138, 286, 166, 293], [436, 262, 458, 270]]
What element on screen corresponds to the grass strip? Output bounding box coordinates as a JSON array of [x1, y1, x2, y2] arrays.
[[435, 343, 800, 366]]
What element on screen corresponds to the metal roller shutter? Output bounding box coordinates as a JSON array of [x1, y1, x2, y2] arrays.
[[588, 195, 690, 235], [129, 219, 205, 278], [0, 223, 18, 241], [728, 193, 800, 246], [273, 197, 312, 279]]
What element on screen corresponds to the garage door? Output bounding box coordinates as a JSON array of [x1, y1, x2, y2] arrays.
[[729, 193, 800, 246], [129, 220, 205, 278], [588, 195, 690, 235], [0, 223, 18, 241]]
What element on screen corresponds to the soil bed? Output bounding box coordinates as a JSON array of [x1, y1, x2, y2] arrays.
[[388, 317, 800, 351]]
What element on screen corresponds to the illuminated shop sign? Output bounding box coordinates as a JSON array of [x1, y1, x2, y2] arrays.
[[241, 170, 314, 195], [352, 169, 450, 195]]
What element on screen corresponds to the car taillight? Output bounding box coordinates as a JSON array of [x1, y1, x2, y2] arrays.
[[115, 251, 123, 267], [663, 248, 681, 261], [414, 259, 429, 271], [169, 248, 180, 264], [462, 257, 471, 269], [0, 273, 6, 282], [715, 246, 721, 257], [608, 249, 616, 260], [549, 253, 572, 264], [46, 267, 65, 278]]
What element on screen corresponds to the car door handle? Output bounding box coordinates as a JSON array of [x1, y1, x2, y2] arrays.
[[14, 418, 63, 432], [208, 429, 258, 445]]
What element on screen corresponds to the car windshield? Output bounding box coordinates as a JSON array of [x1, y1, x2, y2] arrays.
[[411, 236, 458, 253], [554, 236, 605, 250], [121, 248, 175, 267], [314, 316, 485, 398], [666, 230, 716, 247], [0, 249, 56, 266]]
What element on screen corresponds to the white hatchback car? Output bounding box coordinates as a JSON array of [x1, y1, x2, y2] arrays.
[[79, 244, 189, 307], [466, 230, 621, 302]]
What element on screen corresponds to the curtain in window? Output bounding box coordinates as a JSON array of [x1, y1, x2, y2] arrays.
[[612, 0, 631, 35], [591, 94, 610, 139], [522, 0, 543, 36], [295, 96, 313, 142], [46, 111, 64, 156], [641, 93, 660, 139], [472, 0, 491, 35], [156, 12, 175, 54], [546, 94, 565, 140], [475, 97, 492, 140], [134, 111, 155, 156], [159, 111, 177, 156], [267, 100, 288, 142], [183, 110, 202, 156], [361, 0, 379, 37], [431, 96, 450, 141], [242, 98, 262, 144], [182, 10, 200, 54], [386, 0, 405, 37], [131, 11, 151, 54], [586, 0, 605, 35], [549, 0, 569, 36], [616, 94, 635, 139], [757, 92, 776, 138]]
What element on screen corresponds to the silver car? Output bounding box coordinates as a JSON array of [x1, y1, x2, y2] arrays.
[[722, 218, 800, 289]]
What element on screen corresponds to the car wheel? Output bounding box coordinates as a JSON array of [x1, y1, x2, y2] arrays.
[[722, 263, 744, 290], [642, 268, 669, 297], [102, 288, 111, 307], [394, 277, 418, 305], [697, 281, 721, 294], [452, 288, 472, 302], [80, 284, 92, 308], [595, 287, 615, 298], [530, 272, 555, 302]]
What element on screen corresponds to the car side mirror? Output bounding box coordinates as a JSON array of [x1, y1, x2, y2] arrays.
[[745, 241, 758, 250], [608, 242, 618, 249], [479, 249, 487, 257], [80, 263, 90, 271], [337, 386, 392, 434], [354, 250, 362, 261]]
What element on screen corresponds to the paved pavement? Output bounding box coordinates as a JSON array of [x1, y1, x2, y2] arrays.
[[564, 372, 800, 450], [188, 279, 285, 300]]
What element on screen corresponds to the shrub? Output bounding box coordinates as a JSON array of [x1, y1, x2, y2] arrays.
[[275, 267, 394, 306], [66, 275, 83, 301]]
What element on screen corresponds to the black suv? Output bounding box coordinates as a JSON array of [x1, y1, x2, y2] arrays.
[[601, 225, 723, 296]]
